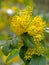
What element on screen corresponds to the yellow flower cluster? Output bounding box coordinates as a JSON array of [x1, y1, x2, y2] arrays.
[[20, 6, 32, 29], [24, 48, 34, 60], [22, 6, 32, 16], [27, 16, 46, 42], [25, 43, 45, 60], [11, 6, 33, 35], [11, 16, 25, 35], [11, 6, 46, 60], [25, 16, 46, 60]]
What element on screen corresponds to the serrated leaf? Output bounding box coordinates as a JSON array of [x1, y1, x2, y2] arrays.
[[22, 33, 35, 48], [28, 55, 46, 65]]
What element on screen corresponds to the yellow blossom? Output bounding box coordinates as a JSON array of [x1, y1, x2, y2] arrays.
[[24, 48, 34, 60], [22, 6, 33, 16], [25, 43, 45, 60], [11, 15, 25, 35], [27, 16, 46, 36], [20, 6, 33, 29], [33, 34, 44, 42], [10, 6, 33, 35], [27, 16, 46, 44]]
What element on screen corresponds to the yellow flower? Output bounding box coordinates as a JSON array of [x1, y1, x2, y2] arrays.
[[27, 16, 46, 44], [22, 6, 33, 16], [20, 6, 33, 29], [11, 15, 25, 35], [11, 6, 33, 35], [25, 43, 45, 60], [25, 48, 34, 60], [27, 16, 46, 36], [24, 16, 46, 60], [33, 34, 44, 42]]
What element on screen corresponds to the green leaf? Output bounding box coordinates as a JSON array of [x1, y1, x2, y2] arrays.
[[11, 37, 19, 48], [2, 45, 13, 56], [22, 33, 35, 48], [6, 49, 19, 62], [19, 46, 27, 61], [2, 37, 19, 55], [28, 55, 46, 65], [2, 41, 13, 56]]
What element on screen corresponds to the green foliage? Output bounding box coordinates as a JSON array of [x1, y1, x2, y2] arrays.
[[28, 55, 46, 65], [21, 33, 35, 48], [2, 37, 19, 55], [19, 46, 27, 61], [2, 42, 13, 56]]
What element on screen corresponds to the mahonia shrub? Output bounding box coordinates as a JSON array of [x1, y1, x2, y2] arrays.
[[2, 5, 47, 65]]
